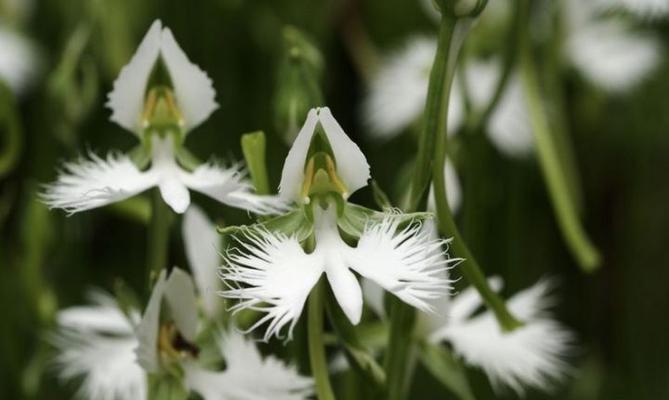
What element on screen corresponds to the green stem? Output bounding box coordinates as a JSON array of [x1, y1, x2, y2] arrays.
[[518, 0, 600, 272], [308, 279, 336, 400], [146, 189, 172, 293], [430, 16, 522, 331], [0, 83, 22, 179]]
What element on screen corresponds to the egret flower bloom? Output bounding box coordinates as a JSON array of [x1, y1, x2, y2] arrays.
[[53, 270, 313, 400], [41, 20, 284, 215], [428, 278, 573, 395], [221, 107, 457, 341], [363, 37, 533, 157], [564, 0, 662, 93]]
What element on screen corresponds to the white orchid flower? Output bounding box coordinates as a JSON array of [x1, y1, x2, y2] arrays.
[[52, 291, 147, 400], [53, 270, 313, 400], [428, 278, 574, 395], [0, 27, 40, 95], [564, 0, 662, 93], [41, 20, 285, 215], [221, 107, 457, 341], [363, 37, 533, 157]]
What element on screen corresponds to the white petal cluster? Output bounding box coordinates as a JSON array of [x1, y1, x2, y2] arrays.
[[223, 206, 454, 341], [364, 37, 533, 157], [564, 0, 662, 93], [52, 292, 146, 400], [429, 278, 573, 395], [41, 20, 286, 215]]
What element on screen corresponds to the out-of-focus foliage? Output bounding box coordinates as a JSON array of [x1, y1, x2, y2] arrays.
[[1, 0, 669, 399]]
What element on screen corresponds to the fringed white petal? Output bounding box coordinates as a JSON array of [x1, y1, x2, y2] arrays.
[[279, 108, 370, 201], [221, 229, 323, 341], [107, 20, 162, 133], [160, 27, 218, 132], [53, 293, 146, 400], [0, 28, 40, 95], [183, 206, 222, 318], [135, 270, 168, 373], [41, 151, 158, 215], [594, 0, 669, 20], [184, 331, 313, 400], [181, 161, 287, 215], [432, 279, 573, 395], [347, 216, 456, 313], [317, 107, 371, 197], [363, 37, 435, 139]]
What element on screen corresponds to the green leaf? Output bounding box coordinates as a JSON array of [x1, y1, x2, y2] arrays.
[[241, 131, 270, 195], [419, 342, 476, 400]]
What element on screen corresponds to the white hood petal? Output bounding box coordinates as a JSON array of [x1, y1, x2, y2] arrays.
[[431, 279, 573, 395], [53, 292, 146, 400], [221, 229, 323, 341], [135, 269, 168, 373], [347, 216, 455, 313], [107, 20, 217, 134], [279, 107, 370, 202], [107, 20, 162, 133], [486, 74, 534, 156], [182, 162, 288, 215], [163, 268, 200, 342], [183, 206, 222, 318], [428, 157, 462, 214], [160, 27, 218, 131], [41, 151, 158, 215]]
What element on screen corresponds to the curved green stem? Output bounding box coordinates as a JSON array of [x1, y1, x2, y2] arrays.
[[146, 189, 172, 293], [308, 279, 336, 400], [430, 16, 523, 331], [518, 0, 600, 272]]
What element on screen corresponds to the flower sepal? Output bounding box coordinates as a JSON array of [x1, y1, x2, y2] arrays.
[[217, 207, 314, 243], [337, 202, 433, 238]]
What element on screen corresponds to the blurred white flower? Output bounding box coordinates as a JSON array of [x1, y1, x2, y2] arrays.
[[429, 278, 573, 395], [222, 108, 456, 341], [42, 20, 285, 215], [594, 0, 669, 20], [364, 37, 533, 157], [53, 269, 313, 400], [53, 291, 146, 400], [564, 0, 662, 93], [0, 28, 39, 95]]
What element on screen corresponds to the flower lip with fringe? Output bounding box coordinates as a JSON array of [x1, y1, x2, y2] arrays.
[[41, 19, 287, 215], [428, 278, 574, 396], [221, 107, 459, 342]]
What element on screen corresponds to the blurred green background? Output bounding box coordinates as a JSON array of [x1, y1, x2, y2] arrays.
[[1, 0, 669, 399]]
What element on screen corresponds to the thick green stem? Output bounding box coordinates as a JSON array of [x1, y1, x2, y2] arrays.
[[308, 279, 336, 400], [146, 189, 172, 292], [430, 17, 522, 331], [518, 0, 601, 272]]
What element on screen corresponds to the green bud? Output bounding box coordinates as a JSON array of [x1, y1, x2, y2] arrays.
[[241, 131, 270, 195], [273, 26, 324, 144], [435, 0, 489, 18]]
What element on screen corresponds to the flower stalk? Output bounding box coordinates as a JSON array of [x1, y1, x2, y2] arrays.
[[518, 0, 601, 272], [146, 188, 172, 292], [308, 278, 336, 400]]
